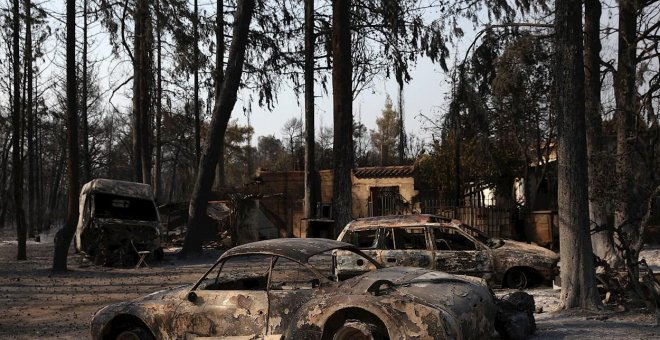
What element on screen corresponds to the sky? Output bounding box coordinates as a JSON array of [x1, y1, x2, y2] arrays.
[[236, 55, 454, 142], [34, 1, 620, 150], [32, 1, 473, 149]]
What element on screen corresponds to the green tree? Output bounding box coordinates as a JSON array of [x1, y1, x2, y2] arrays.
[[224, 120, 254, 185], [370, 95, 400, 166], [255, 135, 288, 171]]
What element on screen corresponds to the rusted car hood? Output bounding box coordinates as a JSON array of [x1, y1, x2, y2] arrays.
[[496, 240, 559, 260]]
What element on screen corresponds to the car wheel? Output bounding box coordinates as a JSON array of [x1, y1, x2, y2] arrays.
[[332, 319, 386, 340], [115, 327, 154, 340], [506, 269, 529, 289]]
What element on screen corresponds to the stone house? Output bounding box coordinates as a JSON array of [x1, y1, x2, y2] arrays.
[[234, 165, 430, 243]]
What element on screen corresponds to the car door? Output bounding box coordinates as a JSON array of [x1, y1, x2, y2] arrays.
[[431, 226, 493, 278], [377, 227, 434, 269], [267, 256, 320, 337], [172, 255, 270, 338]]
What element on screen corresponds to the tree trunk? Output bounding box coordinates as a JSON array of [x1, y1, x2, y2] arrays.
[[25, 0, 36, 238], [585, 0, 617, 266], [12, 0, 26, 260], [332, 0, 353, 235], [554, 0, 600, 310], [181, 0, 255, 256], [133, 0, 152, 185], [214, 0, 226, 189], [303, 0, 317, 223], [193, 0, 201, 165], [52, 0, 80, 272], [81, 0, 91, 182], [154, 0, 163, 201], [398, 83, 405, 164], [613, 0, 641, 266], [168, 146, 180, 202], [0, 137, 11, 229], [45, 146, 65, 231]]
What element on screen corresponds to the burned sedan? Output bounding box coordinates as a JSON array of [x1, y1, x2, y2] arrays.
[[337, 215, 559, 289], [75, 179, 162, 266], [91, 238, 500, 339]]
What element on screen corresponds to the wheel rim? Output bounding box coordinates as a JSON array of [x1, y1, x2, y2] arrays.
[[116, 330, 142, 340], [507, 270, 528, 289], [333, 322, 375, 340]]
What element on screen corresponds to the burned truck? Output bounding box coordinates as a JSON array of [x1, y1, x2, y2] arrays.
[[75, 179, 162, 266]]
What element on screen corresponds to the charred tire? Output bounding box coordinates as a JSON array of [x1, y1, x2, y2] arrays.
[[115, 327, 154, 340], [505, 269, 529, 289], [332, 320, 386, 340]]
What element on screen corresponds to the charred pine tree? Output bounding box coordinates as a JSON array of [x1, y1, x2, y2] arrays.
[[613, 0, 642, 269], [0, 139, 10, 229], [554, 0, 600, 309], [193, 0, 201, 165], [25, 0, 36, 238], [81, 0, 91, 182], [133, 0, 153, 185], [303, 0, 317, 222], [331, 0, 354, 235], [214, 0, 226, 189], [12, 0, 27, 260], [154, 0, 163, 200], [181, 0, 255, 256], [585, 0, 616, 265], [52, 0, 80, 272], [397, 83, 405, 164]]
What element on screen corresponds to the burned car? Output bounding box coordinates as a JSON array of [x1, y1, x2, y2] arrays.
[[337, 214, 559, 289], [75, 179, 162, 266], [91, 238, 501, 339]]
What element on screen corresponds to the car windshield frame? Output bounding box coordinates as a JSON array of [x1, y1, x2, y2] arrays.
[[190, 247, 382, 292], [455, 223, 491, 245]]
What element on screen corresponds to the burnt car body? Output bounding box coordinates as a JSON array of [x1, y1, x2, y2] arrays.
[[91, 238, 499, 339], [336, 214, 559, 289], [75, 179, 162, 266]]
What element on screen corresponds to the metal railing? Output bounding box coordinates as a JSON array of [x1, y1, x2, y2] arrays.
[[420, 198, 514, 238]]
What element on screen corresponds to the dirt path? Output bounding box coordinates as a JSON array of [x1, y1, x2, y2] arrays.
[[1, 229, 658, 339]]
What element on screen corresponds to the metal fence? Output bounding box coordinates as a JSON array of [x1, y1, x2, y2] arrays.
[[421, 198, 514, 238]]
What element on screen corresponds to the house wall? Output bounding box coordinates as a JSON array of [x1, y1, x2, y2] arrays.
[[236, 200, 280, 244], [351, 176, 418, 218], [253, 169, 418, 240]]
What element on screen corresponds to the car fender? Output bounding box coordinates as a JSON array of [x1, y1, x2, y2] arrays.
[[284, 293, 452, 339]]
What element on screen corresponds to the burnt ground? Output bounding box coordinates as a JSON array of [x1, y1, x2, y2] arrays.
[[0, 229, 658, 340]]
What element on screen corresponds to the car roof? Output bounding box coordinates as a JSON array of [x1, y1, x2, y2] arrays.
[[345, 214, 455, 230], [80, 178, 154, 200], [220, 238, 357, 263]]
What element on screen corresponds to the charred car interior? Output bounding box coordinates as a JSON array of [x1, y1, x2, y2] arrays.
[[337, 214, 559, 289]]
